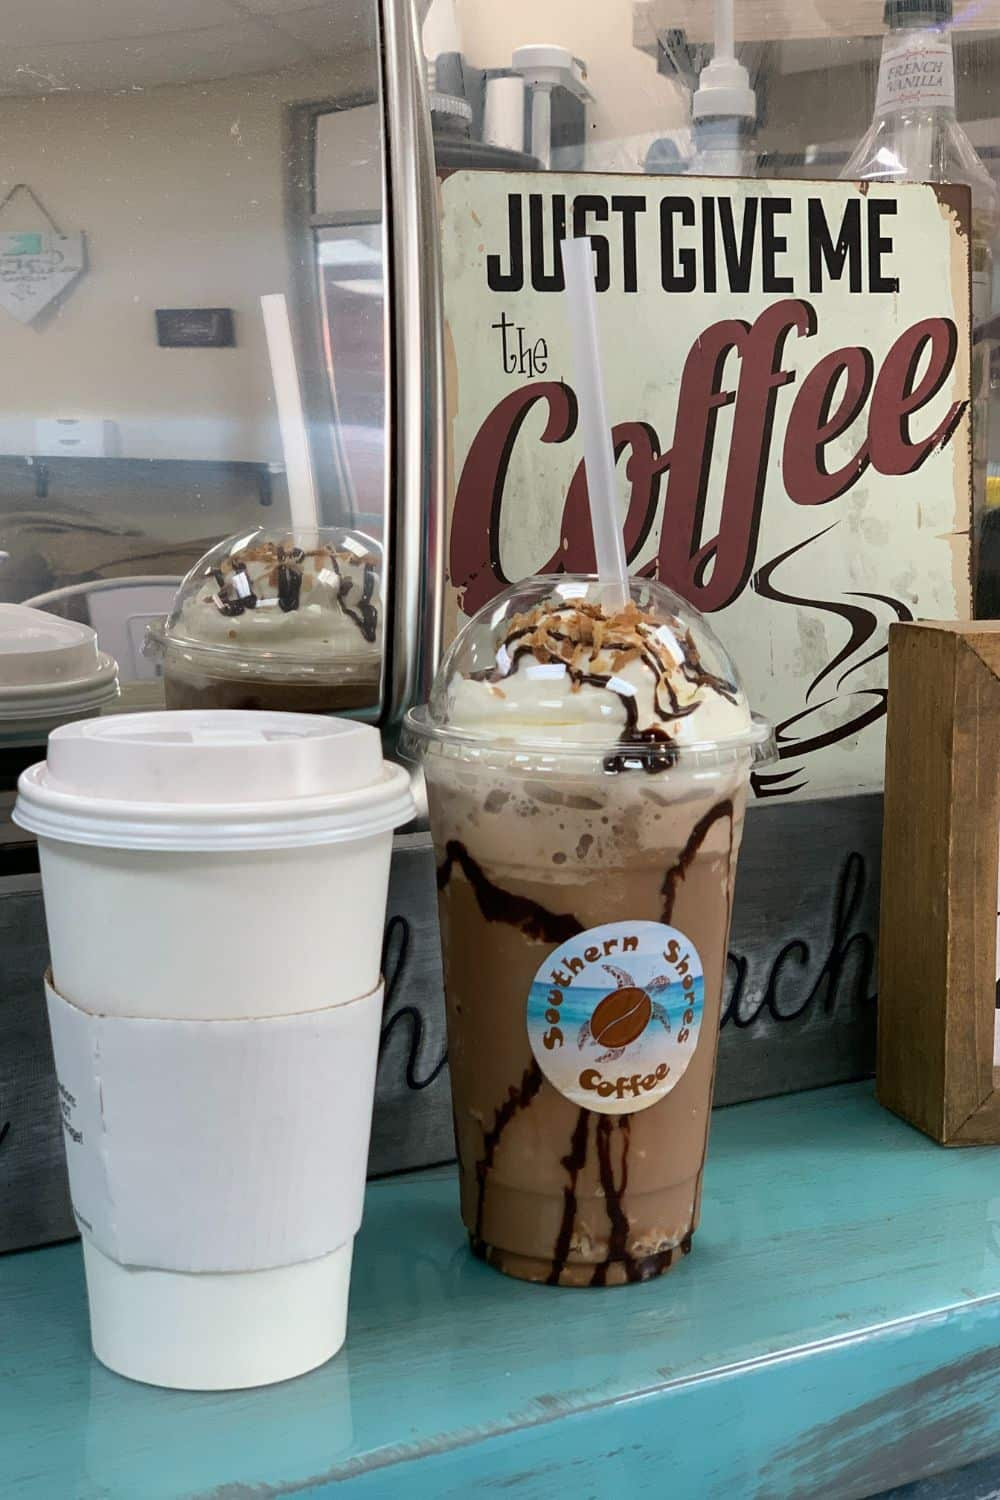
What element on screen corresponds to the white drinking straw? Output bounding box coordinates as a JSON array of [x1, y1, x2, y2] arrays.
[[560, 237, 630, 612], [260, 292, 320, 533]]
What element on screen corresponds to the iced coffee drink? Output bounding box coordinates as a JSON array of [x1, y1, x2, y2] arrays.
[[405, 576, 770, 1287], [148, 527, 382, 713]]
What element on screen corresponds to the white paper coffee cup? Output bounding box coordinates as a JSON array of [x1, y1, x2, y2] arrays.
[[14, 710, 415, 1390]]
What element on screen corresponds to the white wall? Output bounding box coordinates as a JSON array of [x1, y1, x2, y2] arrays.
[[452, 0, 690, 171], [0, 57, 371, 465]]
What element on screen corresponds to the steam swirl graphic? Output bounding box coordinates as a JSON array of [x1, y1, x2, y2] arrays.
[[750, 524, 913, 797]]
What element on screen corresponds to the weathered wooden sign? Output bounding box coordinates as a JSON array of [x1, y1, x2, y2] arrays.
[[440, 172, 973, 798]]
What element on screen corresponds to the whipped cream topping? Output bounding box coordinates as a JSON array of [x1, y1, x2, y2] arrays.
[[447, 597, 751, 747], [171, 538, 382, 663]]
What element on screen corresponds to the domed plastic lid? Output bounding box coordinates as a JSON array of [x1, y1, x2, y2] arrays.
[[404, 575, 772, 767], [0, 604, 119, 727], [146, 527, 383, 681], [14, 710, 415, 850]]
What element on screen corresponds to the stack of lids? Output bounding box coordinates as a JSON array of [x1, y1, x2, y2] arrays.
[[0, 603, 119, 745]]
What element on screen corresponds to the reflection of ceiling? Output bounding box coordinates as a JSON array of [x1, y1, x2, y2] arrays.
[[0, 0, 369, 96], [635, 0, 1000, 46]]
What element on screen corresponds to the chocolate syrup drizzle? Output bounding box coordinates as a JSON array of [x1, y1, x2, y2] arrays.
[[470, 1058, 545, 1248], [437, 840, 583, 944], [496, 644, 684, 777], [487, 601, 739, 778], [589, 1116, 630, 1287], [337, 560, 379, 644], [276, 546, 305, 613], [661, 800, 735, 924], [210, 566, 258, 617], [502, 639, 699, 739], [439, 799, 734, 1285], [207, 544, 378, 641], [546, 1111, 591, 1285], [677, 628, 740, 706]]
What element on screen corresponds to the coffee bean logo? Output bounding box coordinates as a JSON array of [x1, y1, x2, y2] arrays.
[[590, 987, 651, 1049], [529, 920, 704, 1116], [578, 963, 672, 1063]]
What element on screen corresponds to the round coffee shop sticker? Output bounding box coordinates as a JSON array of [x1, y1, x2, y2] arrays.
[[527, 920, 704, 1114]]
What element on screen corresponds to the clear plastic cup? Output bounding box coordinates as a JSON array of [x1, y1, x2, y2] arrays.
[[146, 526, 383, 715], [403, 575, 772, 1287]]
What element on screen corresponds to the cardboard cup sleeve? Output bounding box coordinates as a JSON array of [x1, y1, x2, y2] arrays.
[[44, 972, 383, 1273]]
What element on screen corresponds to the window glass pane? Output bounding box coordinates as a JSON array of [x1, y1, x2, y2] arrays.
[[0, 0, 388, 715]]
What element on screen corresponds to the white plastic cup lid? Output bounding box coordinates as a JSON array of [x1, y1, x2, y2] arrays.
[[0, 603, 103, 686], [14, 709, 415, 851], [0, 604, 119, 728]]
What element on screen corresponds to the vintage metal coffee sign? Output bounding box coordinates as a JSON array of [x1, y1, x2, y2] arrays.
[[439, 172, 972, 797]]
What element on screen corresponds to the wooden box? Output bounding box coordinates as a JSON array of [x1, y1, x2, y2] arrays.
[[879, 621, 1000, 1144]]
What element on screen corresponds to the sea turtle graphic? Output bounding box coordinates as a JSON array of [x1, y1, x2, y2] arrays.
[[577, 963, 672, 1063]]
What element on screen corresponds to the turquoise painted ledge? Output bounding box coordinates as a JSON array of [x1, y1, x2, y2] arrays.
[[5, 1082, 1000, 1499]]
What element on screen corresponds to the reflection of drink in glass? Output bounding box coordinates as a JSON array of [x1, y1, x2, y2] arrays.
[[148, 528, 382, 714], [406, 577, 771, 1286]]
